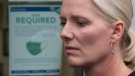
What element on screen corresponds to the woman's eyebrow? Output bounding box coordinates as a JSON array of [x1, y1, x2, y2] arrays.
[[59, 16, 65, 20], [59, 14, 89, 21], [71, 14, 90, 21]]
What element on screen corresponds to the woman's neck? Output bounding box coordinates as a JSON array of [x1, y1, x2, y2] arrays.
[[83, 53, 132, 76]]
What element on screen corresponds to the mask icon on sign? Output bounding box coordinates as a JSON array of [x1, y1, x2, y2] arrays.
[[26, 41, 48, 55]]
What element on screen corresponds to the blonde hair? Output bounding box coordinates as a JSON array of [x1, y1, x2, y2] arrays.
[[92, 0, 135, 70]]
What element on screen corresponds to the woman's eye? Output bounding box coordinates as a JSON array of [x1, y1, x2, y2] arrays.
[[60, 21, 66, 27], [76, 21, 88, 27]]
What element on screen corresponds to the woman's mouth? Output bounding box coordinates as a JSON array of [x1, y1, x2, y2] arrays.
[[65, 46, 79, 54]]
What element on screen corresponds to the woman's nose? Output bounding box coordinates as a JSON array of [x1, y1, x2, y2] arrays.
[[60, 24, 73, 41]]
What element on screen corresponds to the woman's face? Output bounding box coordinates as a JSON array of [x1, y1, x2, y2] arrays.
[[60, 0, 113, 68]]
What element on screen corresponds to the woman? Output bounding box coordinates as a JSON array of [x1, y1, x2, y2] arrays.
[[59, 0, 135, 76]]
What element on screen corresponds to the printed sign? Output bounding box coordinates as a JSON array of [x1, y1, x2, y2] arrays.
[[9, 5, 62, 75]]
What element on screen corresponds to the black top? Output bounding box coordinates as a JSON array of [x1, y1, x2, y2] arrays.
[[129, 71, 135, 76]]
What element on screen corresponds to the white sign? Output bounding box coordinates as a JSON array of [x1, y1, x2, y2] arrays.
[[9, 5, 62, 75], [9, 0, 62, 2], [131, 0, 135, 30]]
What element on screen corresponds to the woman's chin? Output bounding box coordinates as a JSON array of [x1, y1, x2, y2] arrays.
[[67, 57, 83, 68], [68, 63, 81, 68]]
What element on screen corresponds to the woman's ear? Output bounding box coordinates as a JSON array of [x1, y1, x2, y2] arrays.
[[111, 20, 125, 42]]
